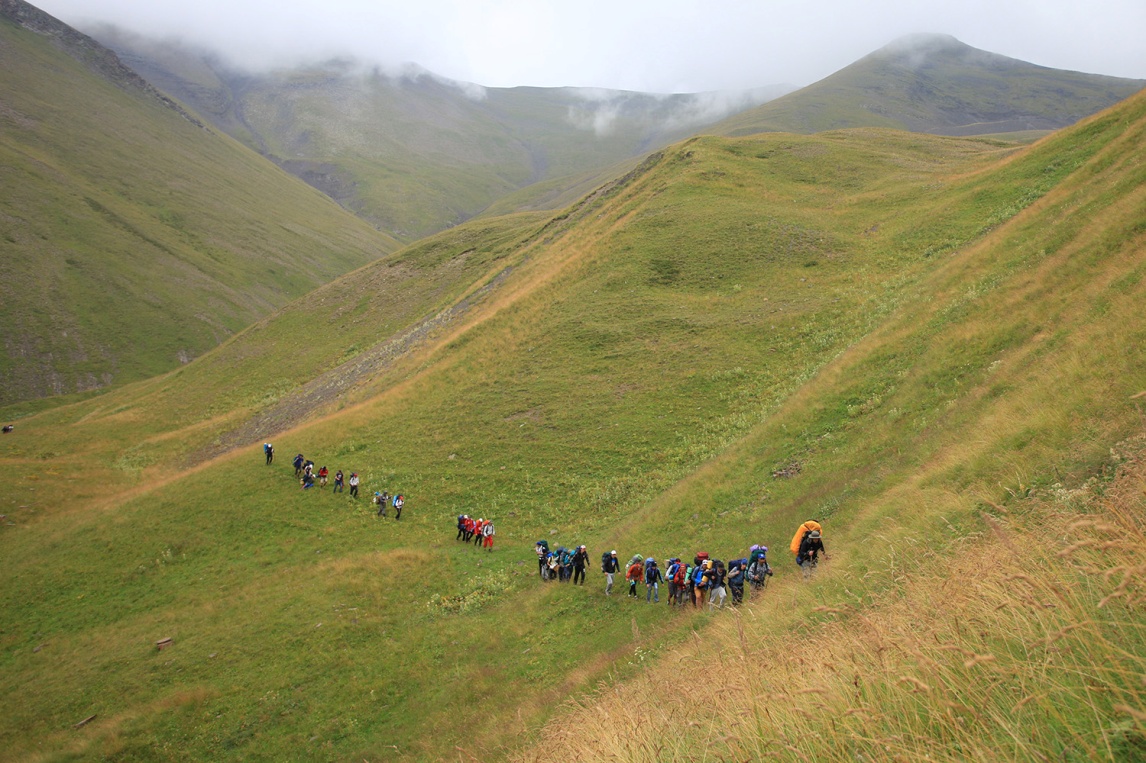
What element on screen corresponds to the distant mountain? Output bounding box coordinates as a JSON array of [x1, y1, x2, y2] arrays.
[[88, 26, 791, 241], [0, 0, 399, 404], [714, 33, 1145, 137]]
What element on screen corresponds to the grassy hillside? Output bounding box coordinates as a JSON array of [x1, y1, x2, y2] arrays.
[[0, 5, 400, 405], [1, 89, 1144, 761], [92, 26, 788, 241], [714, 33, 1144, 138]]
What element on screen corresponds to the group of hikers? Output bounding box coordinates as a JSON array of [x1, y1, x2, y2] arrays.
[[454, 514, 496, 551], [265, 443, 405, 518], [532, 519, 826, 608], [263, 439, 825, 586]]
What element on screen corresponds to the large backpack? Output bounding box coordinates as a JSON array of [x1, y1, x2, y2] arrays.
[[601, 552, 612, 572]]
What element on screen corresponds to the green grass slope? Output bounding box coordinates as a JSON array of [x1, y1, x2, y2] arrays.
[[92, 26, 788, 241], [714, 33, 1144, 138], [1, 90, 1144, 761], [0, 3, 400, 405]]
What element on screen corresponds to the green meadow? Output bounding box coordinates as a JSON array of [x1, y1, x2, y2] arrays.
[[2, 83, 1145, 762]]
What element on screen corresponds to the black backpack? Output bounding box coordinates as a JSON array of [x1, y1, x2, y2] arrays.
[[601, 552, 612, 572]]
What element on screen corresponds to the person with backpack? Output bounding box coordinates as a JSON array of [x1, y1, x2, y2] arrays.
[[481, 519, 495, 551], [708, 559, 728, 609], [797, 529, 825, 578], [293, 453, 304, 477], [392, 494, 404, 520], [747, 549, 772, 593], [727, 558, 747, 605], [665, 558, 684, 606], [626, 556, 644, 598], [791, 521, 822, 562], [693, 560, 711, 607], [373, 492, 387, 516], [318, 465, 328, 487], [572, 545, 588, 585], [536, 540, 551, 578], [264, 443, 274, 465], [348, 472, 360, 498], [602, 550, 620, 595], [333, 470, 344, 493], [644, 558, 663, 603]]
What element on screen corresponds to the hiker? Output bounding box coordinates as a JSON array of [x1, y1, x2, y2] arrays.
[[464, 516, 476, 542], [373, 492, 386, 516], [666, 558, 683, 606], [459, 515, 470, 541], [318, 465, 328, 487], [571, 545, 588, 585], [560, 546, 575, 581], [264, 443, 274, 465], [708, 559, 728, 609], [602, 550, 620, 595], [693, 559, 711, 607], [473, 519, 485, 546], [348, 472, 360, 498], [333, 470, 344, 493], [1, 425, 13, 434], [691, 553, 710, 607], [626, 556, 644, 597], [482, 519, 495, 550], [536, 540, 551, 578], [747, 548, 772, 592], [727, 558, 746, 605], [293, 453, 305, 477], [790, 520, 822, 561], [393, 494, 404, 520], [796, 529, 825, 578], [301, 469, 315, 489], [644, 557, 663, 603]]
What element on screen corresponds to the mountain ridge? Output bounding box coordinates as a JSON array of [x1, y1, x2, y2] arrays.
[[712, 32, 1145, 137]]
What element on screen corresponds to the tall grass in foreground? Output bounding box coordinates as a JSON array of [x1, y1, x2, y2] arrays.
[[520, 434, 1146, 762]]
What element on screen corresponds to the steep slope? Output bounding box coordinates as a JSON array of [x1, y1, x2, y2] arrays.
[[91, 25, 789, 241], [523, 89, 1146, 760], [2, 91, 1144, 760], [0, 1, 400, 404], [714, 33, 1144, 137]]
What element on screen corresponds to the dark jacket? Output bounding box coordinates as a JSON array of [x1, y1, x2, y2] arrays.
[[797, 535, 824, 562]]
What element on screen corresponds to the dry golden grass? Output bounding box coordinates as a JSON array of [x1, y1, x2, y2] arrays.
[[518, 434, 1146, 762]]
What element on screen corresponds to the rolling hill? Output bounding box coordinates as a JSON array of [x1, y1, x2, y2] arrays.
[[714, 33, 1145, 137], [0, 0, 401, 405], [1, 75, 1143, 761], [89, 25, 790, 242]]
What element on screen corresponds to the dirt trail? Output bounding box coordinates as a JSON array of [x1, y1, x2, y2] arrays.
[[186, 267, 513, 466]]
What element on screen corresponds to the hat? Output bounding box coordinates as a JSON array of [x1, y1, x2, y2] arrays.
[[610, 550, 617, 555], [809, 530, 821, 539], [580, 545, 586, 549]]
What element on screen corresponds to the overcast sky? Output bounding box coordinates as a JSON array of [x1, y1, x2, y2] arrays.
[[33, 0, 1146, 93]]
